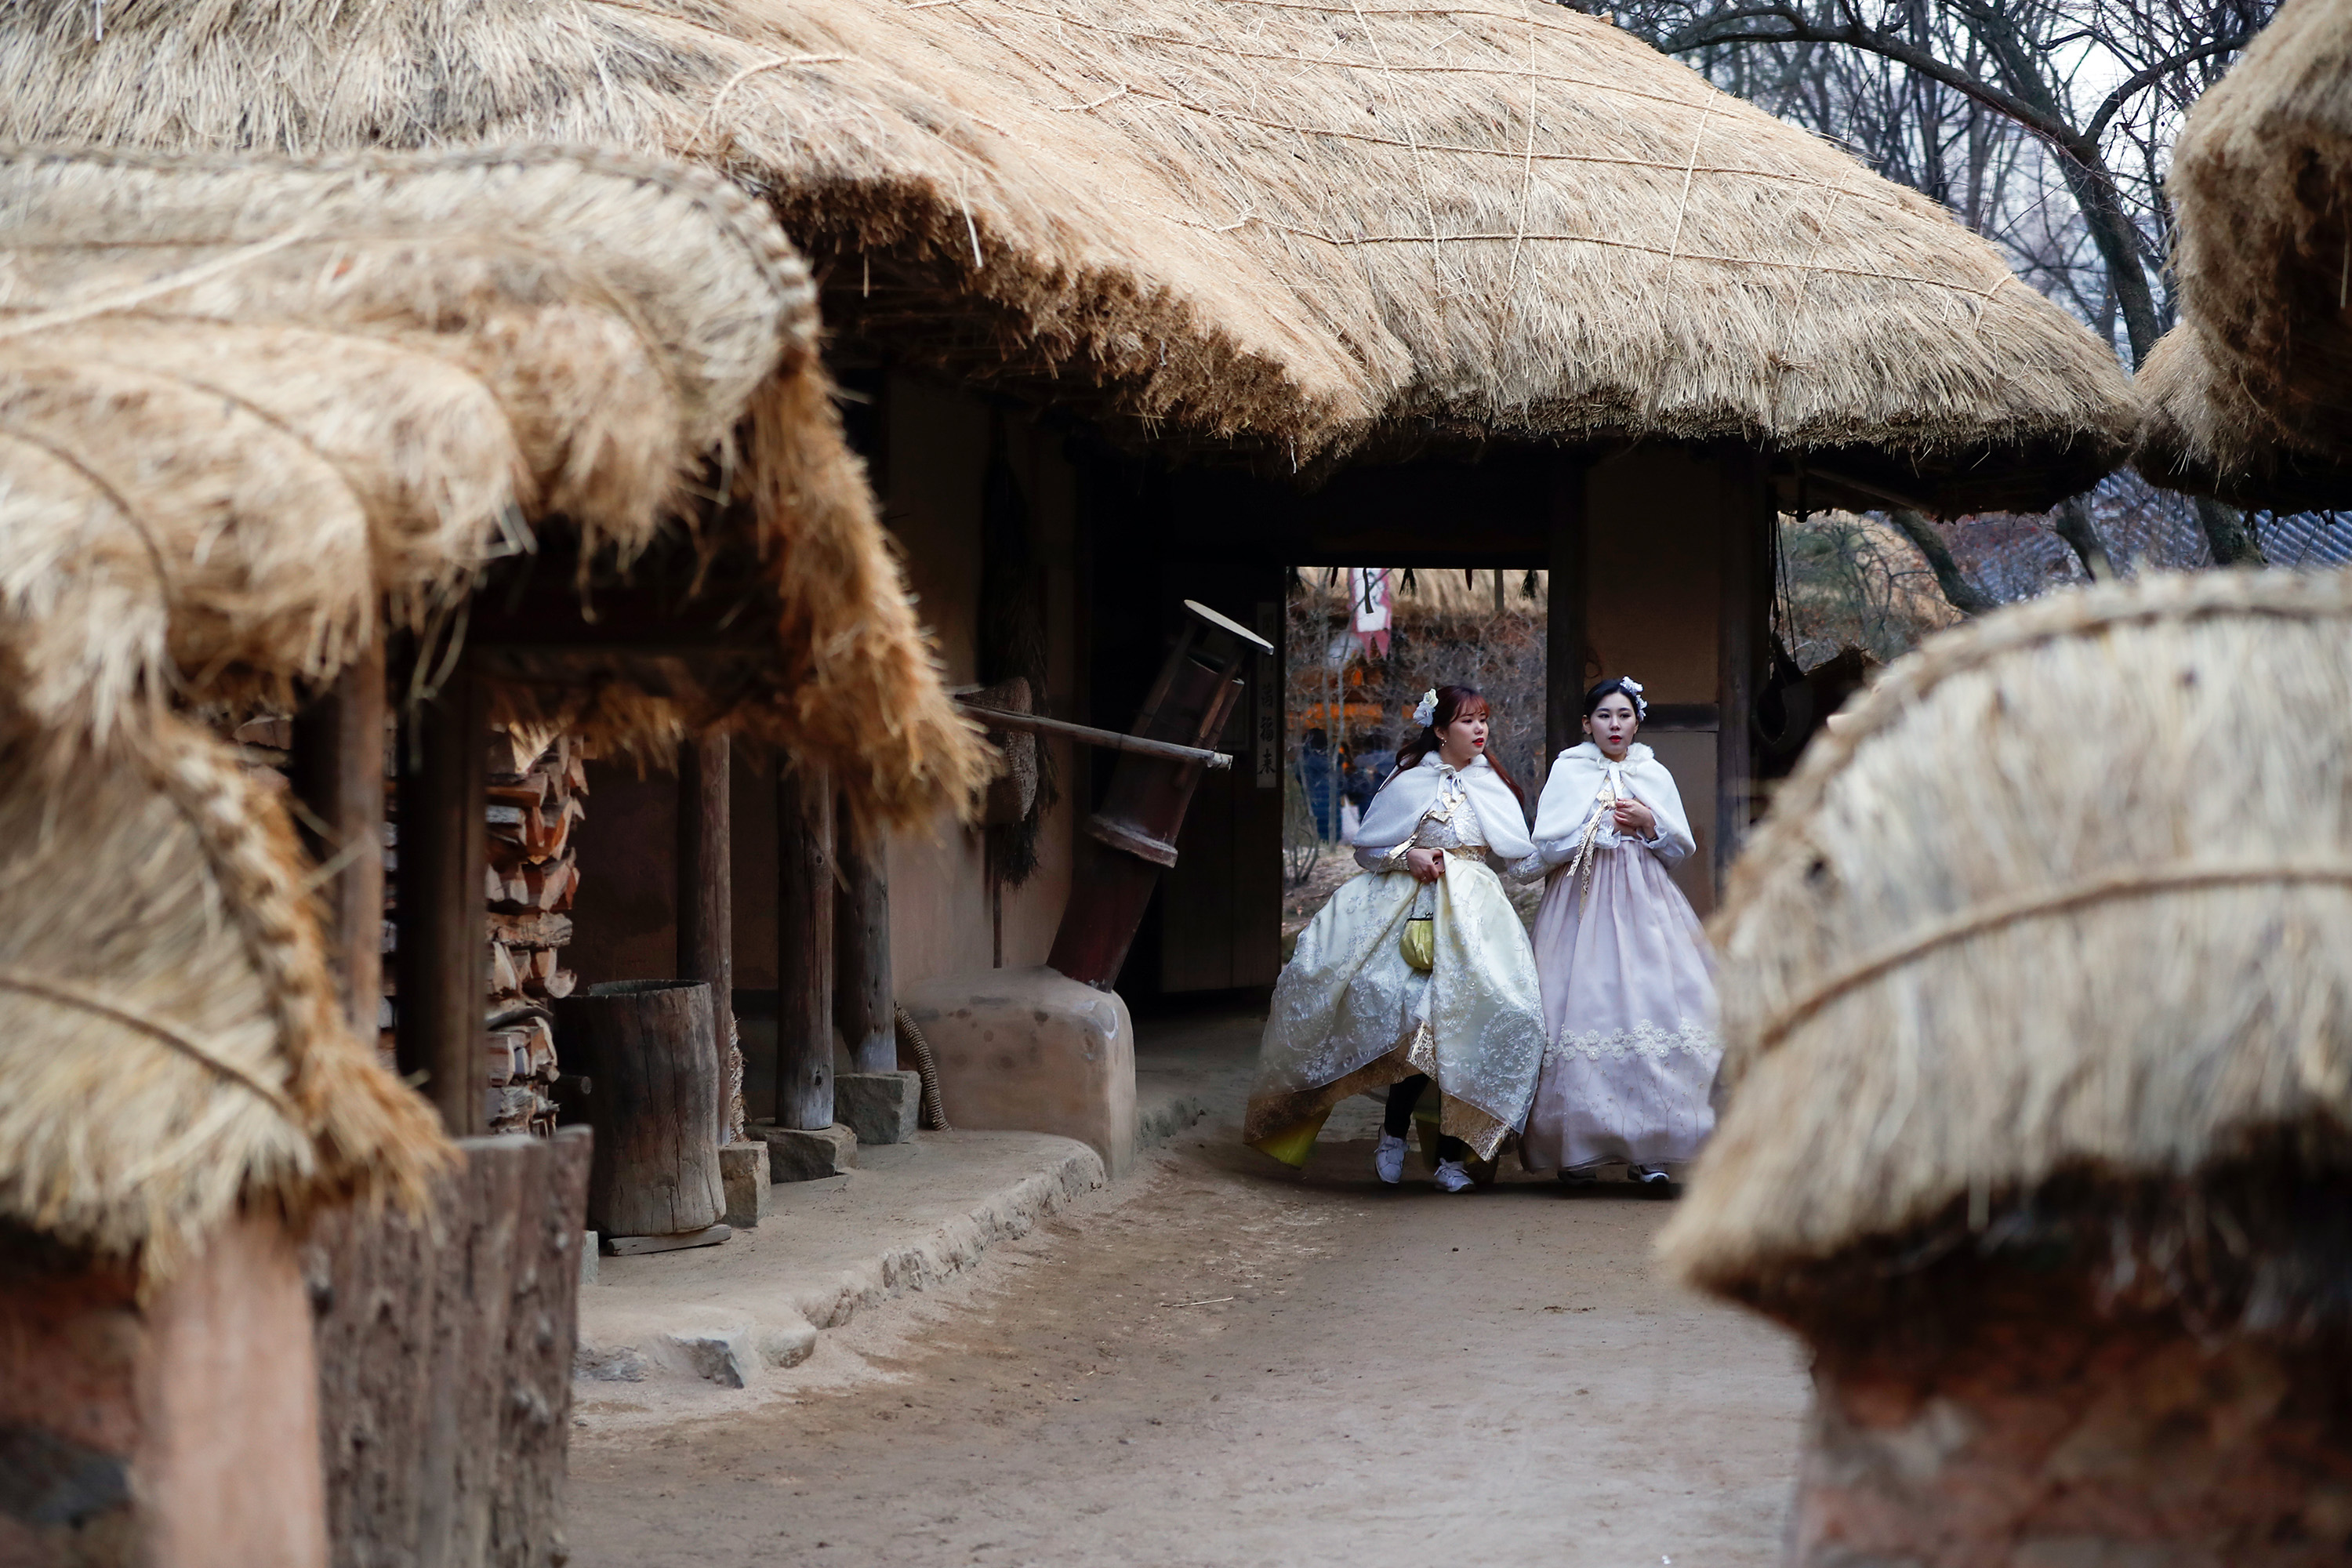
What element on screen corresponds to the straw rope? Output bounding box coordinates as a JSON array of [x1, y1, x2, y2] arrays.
[[1753, 859, 2352, 1058], [0, 224, 318, 343], [0, 967, 299, 1118]]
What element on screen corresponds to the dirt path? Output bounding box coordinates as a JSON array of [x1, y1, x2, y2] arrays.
[[568, 1108, 1809, 1568]]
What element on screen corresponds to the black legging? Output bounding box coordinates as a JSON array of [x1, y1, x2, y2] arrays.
[[1385, 1075, 1470, 1162]]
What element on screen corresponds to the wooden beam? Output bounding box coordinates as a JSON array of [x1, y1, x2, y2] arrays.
[[677, 734, 735, 1141], [395, 664, 488, 1138], [775, 765, 835, 1131], [289, 635, 387, 1042], [1544, 455, 1589, 763], [834, 800, 895, 1076]]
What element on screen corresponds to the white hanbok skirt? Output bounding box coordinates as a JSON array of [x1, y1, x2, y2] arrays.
[[1519, 843, 1722, 1171], [1247, 854, 1544, 1161]]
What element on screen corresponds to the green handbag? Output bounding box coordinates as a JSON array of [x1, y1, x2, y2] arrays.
[[1399, 914, 1436, 972]]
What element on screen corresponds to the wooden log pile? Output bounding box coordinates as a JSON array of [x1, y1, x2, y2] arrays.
[[484, 731, 587, 1137], [237, 716, 588, 1138]]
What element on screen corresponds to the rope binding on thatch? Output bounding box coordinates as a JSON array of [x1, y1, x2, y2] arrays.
[[1663, 564, 2352, 1296], [0, 968, 301, 1119], [1753, 858, 2352, 1058]]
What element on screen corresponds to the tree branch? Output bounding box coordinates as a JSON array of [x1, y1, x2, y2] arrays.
[[2087, 35, 2252, 144], [1886, 510, 1998, 616], [1663, 4, 2092, 156]]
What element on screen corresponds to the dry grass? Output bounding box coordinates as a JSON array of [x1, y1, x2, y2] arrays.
[[2145, 0, 2352, 499], [0, 0, 2132, 505], [1661, 566, 2352, 1294]]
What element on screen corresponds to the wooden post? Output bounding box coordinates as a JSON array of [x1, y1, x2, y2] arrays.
[[1545, 455, 1589, 763], [676, 733, 734, 1138], [1717, 448, 1769, 887], [835, 800, 895, 1075], [396, 663, 488, 1138], [310, 1127, 591, 1568], [775, 765, 834, 1131], [289, 635, 387, 1041]]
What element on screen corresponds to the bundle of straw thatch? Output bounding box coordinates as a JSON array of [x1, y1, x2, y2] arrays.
[[0, 0, 2132, 510], [2132, 0, 2352, 505], [0, 144, 987, 818], [1660, 568, 2352, 1296], [0, 697, 445, 1278]]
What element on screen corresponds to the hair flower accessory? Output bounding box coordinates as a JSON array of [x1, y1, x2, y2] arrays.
[[1619, 677, 1648, 720], [1411, 689, 1439, 728]]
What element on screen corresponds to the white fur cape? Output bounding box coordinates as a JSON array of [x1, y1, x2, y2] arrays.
[[1529, 741, 1695, 866], [1351, 752, 1534, 860]]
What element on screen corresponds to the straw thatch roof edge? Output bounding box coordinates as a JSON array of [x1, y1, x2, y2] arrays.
[[1661, 567, 2352, 1295], [0, 0, 2137, 510], [2139, 0, 2352, 496], [0, 141, 991, 822]]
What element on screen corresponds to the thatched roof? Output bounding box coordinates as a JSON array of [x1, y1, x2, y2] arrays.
[[0, 0, 2133, 511], [0, 143, 988, 820], [2135, 325, 2352, 509], [1660, 568, 2352, 1295], [0, 701, 448, 1277], [2132, 0, 2352, 505]]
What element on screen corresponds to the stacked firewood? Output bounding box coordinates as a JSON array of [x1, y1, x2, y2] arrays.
[[484, 731, 587, 1136], [234, 716, 588, 1138]]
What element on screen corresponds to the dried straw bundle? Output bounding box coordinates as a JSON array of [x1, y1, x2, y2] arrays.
[[0, 699, 446, 1279], [1660, 568, 2352, 1294], [2136, 0, 2352, 501], [0, 145, 984, 814], [0, 0, 2132, 509]]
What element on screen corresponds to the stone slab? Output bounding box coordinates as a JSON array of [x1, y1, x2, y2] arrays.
[[718, 1143, 771, 1228], [901, 967, 1137, 1177], [836, 1071, 921, 1145], [750, 1121, 856, 1182], [572, 1131, 1105, 1403], [602, 1225, 728, 1256]]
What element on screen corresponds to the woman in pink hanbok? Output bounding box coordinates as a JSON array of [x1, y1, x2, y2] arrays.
[[1512, 677, 1721, 1185]]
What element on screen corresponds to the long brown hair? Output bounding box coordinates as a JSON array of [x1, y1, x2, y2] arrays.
[[1389, 684, 1524, 803]]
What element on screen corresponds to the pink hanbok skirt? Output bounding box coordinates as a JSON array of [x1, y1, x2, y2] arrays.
[[1519, 843, 1722, 1172]]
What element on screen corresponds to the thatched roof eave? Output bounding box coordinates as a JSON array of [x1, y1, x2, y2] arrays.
[[0, 0, 2136, 506], [2141, 0, 2352, 496]]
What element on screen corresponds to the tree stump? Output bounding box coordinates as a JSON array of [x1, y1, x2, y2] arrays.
[[308, 1127, 592, 1568], [553, 980, 724, 1238]]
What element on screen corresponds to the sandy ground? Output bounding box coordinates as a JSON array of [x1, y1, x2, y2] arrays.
[[567, 1095, 1811, 1568]]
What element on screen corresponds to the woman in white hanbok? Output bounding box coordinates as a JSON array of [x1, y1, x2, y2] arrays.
[[1513, 677, 1722, 1185], [1247, 686, 1545, 1192]]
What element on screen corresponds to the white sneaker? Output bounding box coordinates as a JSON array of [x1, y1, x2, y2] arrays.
[[1629, 1163, 1672, 1186], [1433, 1159, 1475, 1193], [1374, 1132, 1407, 1185]]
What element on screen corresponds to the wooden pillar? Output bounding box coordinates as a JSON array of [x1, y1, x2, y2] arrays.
[[677, 733, 735, 1139], [775, 764, 834, 1131], [835, 801, 895, 1075], [289, 636, 387, 1041], [396, 664, 488, 1138], [1544, 454, 1589, 763], [1716, 449, 1769, 886]]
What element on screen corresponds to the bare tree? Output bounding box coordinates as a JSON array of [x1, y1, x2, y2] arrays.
[[1602, 0, 2272, 564]]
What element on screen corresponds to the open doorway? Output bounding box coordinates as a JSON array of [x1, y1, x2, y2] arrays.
[[1279, 567, 1549, 960]]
